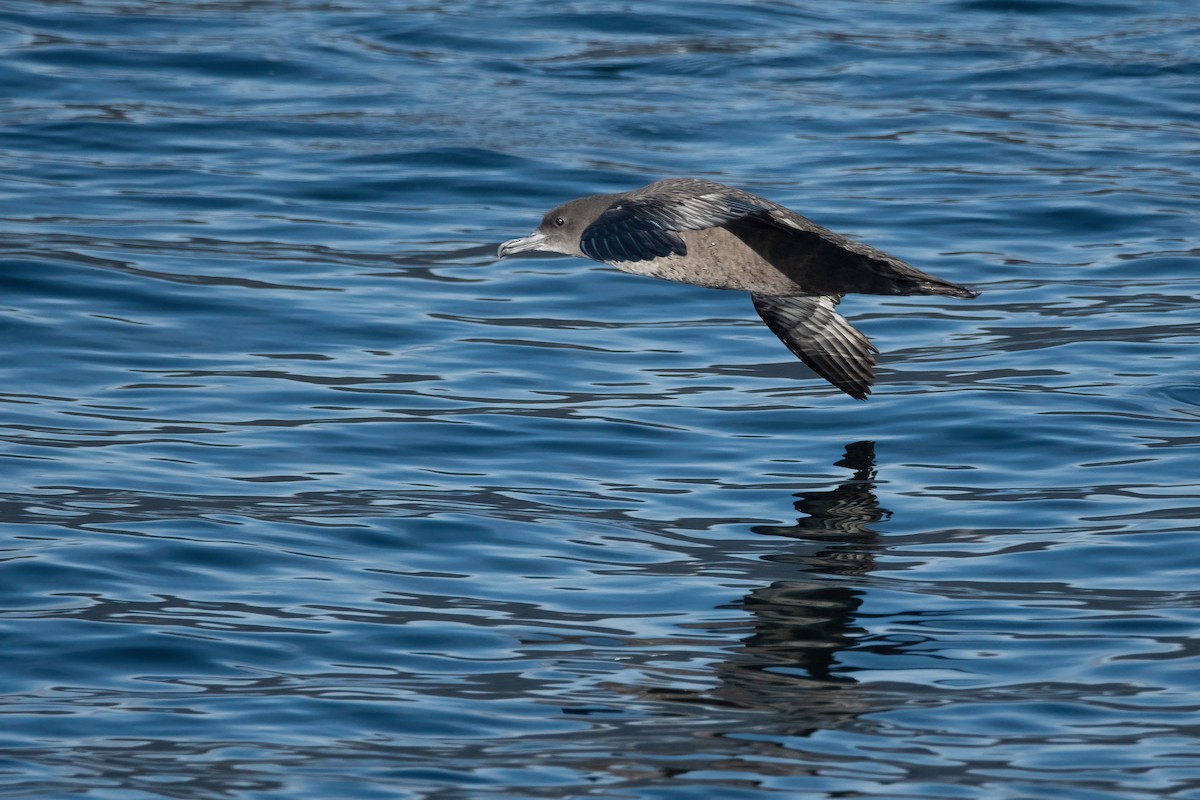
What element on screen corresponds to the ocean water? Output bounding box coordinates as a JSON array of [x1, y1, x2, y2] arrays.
[[2, 1, 1199, 798]]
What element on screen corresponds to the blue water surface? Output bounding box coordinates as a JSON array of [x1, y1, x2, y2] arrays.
[[2, 1, 1200, 798]]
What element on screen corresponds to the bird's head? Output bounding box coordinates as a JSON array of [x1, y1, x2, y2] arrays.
[[497, 195, 613, 259]]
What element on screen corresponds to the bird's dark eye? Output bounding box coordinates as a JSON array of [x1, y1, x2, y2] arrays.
[[554, 217, 565, 227]]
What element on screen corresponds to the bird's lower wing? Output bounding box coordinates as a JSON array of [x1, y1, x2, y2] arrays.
[[751, 294, 879, 400]]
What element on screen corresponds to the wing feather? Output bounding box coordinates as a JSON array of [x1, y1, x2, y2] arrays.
[[580, 184, 771, 263], [752, 294, 879, 400]]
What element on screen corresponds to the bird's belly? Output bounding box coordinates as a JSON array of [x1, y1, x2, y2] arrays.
[[611, 228, 804, 294]]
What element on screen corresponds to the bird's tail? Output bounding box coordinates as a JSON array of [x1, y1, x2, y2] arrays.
[[911, 277, 979, 299], [861, 252, 980, 299]]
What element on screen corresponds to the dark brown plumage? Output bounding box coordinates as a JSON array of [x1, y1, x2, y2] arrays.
[[498, 178, 978, 400]]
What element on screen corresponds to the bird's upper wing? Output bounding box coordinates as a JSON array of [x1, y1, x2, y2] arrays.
[[580, 182, 771, 263], [752, 294, 879, 401]]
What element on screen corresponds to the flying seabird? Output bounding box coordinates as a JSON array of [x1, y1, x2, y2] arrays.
[[497, 178, 978, 400]]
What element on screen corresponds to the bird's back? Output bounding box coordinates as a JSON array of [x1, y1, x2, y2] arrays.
[[609, 180, 975, 298]]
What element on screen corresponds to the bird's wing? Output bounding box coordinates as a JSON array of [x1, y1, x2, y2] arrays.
[[580, 186, 770, 263], [751, 294, 879, 400]]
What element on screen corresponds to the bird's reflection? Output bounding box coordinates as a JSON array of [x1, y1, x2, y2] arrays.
[[729, 441, 885, 703], [752, 439, 885, 550], [659, 441, 890, 730]]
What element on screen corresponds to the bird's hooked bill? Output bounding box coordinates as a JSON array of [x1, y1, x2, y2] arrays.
[[497, 232, 547, 258]]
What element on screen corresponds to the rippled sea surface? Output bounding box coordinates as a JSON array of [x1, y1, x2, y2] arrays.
[[3, 1, 1200, 797]]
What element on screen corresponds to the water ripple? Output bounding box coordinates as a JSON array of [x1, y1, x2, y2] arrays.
[[1, 0, 1199, 797]]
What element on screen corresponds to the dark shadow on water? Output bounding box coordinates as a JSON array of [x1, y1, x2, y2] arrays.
[[647, 441, 890, 736], [752, 439, 885, 547], [743, 440, 886, 668]]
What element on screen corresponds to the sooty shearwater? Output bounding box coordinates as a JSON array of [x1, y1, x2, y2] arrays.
[[497, 178, 978, 400]]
